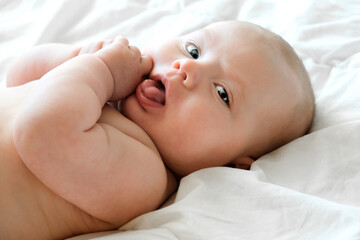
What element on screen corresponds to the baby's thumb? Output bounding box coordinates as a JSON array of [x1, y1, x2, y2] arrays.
[[140, 54, 153, 76]]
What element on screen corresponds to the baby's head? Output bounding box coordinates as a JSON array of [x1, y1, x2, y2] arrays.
[[122, 21, 314, 176]]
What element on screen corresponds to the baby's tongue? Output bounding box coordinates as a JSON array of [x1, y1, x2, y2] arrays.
[[141, 79, 165, 105]]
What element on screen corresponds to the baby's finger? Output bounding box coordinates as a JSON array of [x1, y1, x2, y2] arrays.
[[128, 45, 141, 57], [140, 54, 153, 76], [79, 43, 98, 55], [79, 40, 112, 54], [101, 39, 114, 48], [114, 36, 129, 46]]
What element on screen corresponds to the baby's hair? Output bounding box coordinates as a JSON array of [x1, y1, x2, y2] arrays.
[[250, 23, 315, 157], [276, 34, 315, 134]]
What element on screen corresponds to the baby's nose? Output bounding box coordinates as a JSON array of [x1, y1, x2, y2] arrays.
[[172, 60, 187, 81], [172, 59, 200, 89]]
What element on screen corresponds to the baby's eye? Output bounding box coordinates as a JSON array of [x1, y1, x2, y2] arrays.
[[186, 43, 200, 59], [216, 85, 229, 105]]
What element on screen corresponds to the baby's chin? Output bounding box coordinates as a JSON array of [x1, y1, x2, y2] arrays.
[[159, 150, 204, 177]]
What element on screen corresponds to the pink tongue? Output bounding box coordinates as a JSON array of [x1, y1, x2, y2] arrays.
[[142, 79, 165, 105]]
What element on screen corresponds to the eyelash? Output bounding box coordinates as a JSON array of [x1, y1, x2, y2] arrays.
[[215, 85, 230, 105], [184, 41, 229, 106], [185, 42, 200, 59]]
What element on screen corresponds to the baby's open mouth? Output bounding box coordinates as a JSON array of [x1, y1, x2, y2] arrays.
[[136, 78, 165, 106]]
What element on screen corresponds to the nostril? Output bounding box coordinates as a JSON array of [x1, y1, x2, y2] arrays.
[[172, 60, 187, 81], [179, 71, 187, 81], [173, 61, 181, 70]]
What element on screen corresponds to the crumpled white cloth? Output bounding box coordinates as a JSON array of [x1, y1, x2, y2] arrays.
[[1, 0, 360, 239]]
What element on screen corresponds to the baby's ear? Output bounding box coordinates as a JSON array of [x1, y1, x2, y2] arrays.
[[233, 156, 255, 170]]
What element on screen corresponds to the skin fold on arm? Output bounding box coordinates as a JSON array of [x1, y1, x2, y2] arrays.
[[12, 38, 176, 226]]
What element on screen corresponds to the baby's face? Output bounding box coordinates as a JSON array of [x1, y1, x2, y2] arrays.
[[122, 21, 299, 176]]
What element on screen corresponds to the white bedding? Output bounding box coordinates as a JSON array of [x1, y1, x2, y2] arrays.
[[1, 0, 360, 239]]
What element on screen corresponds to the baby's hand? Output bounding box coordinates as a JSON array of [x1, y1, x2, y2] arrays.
[[82, 37, 152, 101], [79, 39, 118, 55]]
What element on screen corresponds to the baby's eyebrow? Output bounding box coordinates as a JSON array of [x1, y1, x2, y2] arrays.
[[189, 28, 211, 42], [198, 28, 212, 41], [189, 28, 212, 49]]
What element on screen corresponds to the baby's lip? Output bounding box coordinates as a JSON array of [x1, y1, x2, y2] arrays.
[[149, 73, 168, 99], [149, 70, 187, 105], [135, 74, 166, 108]]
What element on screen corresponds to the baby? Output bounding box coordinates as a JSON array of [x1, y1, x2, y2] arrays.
[[0, 21, 314, 239]]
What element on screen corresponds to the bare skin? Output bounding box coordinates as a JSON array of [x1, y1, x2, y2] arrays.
[[1, 21, 309, 239], [1, 39, 177, 239]]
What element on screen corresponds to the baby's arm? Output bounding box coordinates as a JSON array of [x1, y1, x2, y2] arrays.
[[6, 40, 113, 87], [13, 38, 173, 226], [6, 43, 81, 87]]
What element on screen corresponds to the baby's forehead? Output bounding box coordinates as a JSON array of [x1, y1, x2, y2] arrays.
[[198, 22, 280, 63], [204, 23, 277, 59], [183, 21, 286, 82], [204, 21, 267, 43]]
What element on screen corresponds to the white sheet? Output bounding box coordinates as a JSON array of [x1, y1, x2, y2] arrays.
[[1, 0, 360, 239]]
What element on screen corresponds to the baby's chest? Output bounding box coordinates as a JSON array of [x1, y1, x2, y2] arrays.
[[98, 105, 159, 154], [0, 133, 47, 231]]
